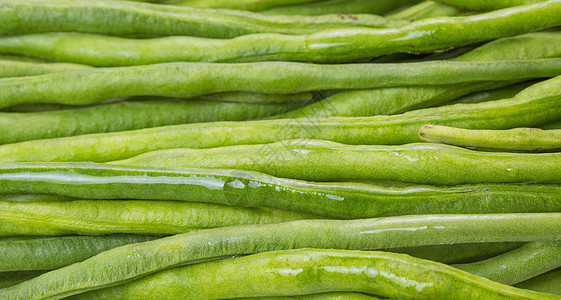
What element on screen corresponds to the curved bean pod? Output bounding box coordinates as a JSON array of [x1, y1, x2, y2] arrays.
[[447, 80, 537, 105], [0, 235, 159, 272], [2, 74, 560, 163], [419, 125, 561, 152], [0, 99, 303, 144], [2, 59, 561, 109], [3, 163, 561, 218], [116, 139, 561, 184], [0, 0, 400, 38], [260, 0, 420, 16], [455, 241, 561, 285], [279, 31, 561, 118], [435, 0, 544, 11], [516, 268, 561, 295], [0, 59, 91, 78], [0, 200, 319, 236], [3, 213, 561, 299], [72, 249, 558, 300]]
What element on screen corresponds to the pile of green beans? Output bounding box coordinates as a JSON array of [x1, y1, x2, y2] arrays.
[[2, 0, 561, 298]]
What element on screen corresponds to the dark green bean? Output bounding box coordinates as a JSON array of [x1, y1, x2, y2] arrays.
[[71, 249, 558, 300], [455, 241, 561, 285], [0, 235, 159, 272], [3, 213, 561, 299], [418, 125, 561, 152], [447, 80, 537, 105], [516, 268, 561, 295], [0, 74, 559, 163], [2, 59, 561, 109], [0, 99, 303, 144], [0, 0, 401, 38], [385, 1, 460, 20], [261, 0, 420, 15], [542, 120, 561, 130], [0, 199, 319, 236], [0, 271, 46, 289]]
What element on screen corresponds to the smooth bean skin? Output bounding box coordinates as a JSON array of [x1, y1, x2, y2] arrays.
[[238, 292, 379, 300], [1, 74, 560, 163], [3, 59, 561, 108], [261, 0, 420, 15], [516, 269, 561, 295], [4, 214, 561, 299], [4, 163, 561, 218], [0, 99, 303, 144], [0, 200, 319, 236], [117, 139, 561, 184], [447, 80, 537, 105], [173, 0, 324, 10], [0, 59, 91, 78], [455, 241, 561, 285], [0, 0, 400, 39], [419, 125, 561, 152], [279, 31, 561, 118], [391, 243, 523, 264], [0, 235, 159, 272], [435, 0, 544, 10], [71, 249, 558, 300], [385, 0, 460, 20]]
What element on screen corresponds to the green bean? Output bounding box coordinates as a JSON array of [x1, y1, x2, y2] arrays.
[[419, 125, 561, 152], [391, 243, 524, 264], [172, 0, 323, 10], [73, 249, 559, 300], [385, 1, 460, 20], [3, 163, 561, 219], [3, 59, 561, 109], [115, 139, 561, 184], [516, 269, 561, 295], [0, 235, 159, 272], [0, 271, 46, 289], [447, 80, 537, 105], [0, 200, 319, 236], [261, 0, 420, 16], [434, 0, 545, 11], [242, 292, 380, 299], [455, 241, 561, 285], [0, 0, 401, 39], [279, 31, 561, 118], [4, 214, 561, 299], [0, 99, 303, 144], [0, 59, 91, 78], [1, 74, 559, 163]]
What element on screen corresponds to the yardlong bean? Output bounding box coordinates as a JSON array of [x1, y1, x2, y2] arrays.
[[240, 292, 380, 300], [447, 80, 537, 105], [435, 0, 545, 11], [3, 163, 561, 218], [71, 249, 558, 300], [0, 99, 303, 144], [3, 213, 561, 299], [391, 243, 523, 264], [456, 241, 561, 285], [418, 125, 561, 152], [261, 0, 420, 15], [0, 0, 401, 38], [2, 59, 561, 109], [1, 74, 559, 162], [0, 200, 319, 236], [278, 31, 561, 118], [385, 0, 460, 20], [0, 59, 91, 78], [172, 0, 324, 10], [516, 268, 561, 295], [0, 235, 159, 272]]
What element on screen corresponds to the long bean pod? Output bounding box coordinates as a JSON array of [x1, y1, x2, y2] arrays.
[[115, 139, 561, 184], [0, 200, 319, 236], [240, 292, 380, 300], [0, 59, 91, 78], [0, 235, 159, 272], [455, 241, 561, 285], [3, 213, 561, 299], [1, 74, 560, 162], [2, 59, 561, 109], [3, 163, 561, 218], [279, 31, 561, 118], [72, 249, 558, 300], [0, 0, 401, 38], [391, 243, 523, 264], [435, 0, 545, 11], [261, 0, 421, 16], [385, 1, 460, 20], [172, 0, 324, 10], [0, 99, 303, 144], [516, 268, 561, 295], [447, 80, 537, 105], [419, 125, 561, 152]]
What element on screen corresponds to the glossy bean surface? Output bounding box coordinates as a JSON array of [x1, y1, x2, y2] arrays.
[[73, 249, 558, 299], [3, 213, 561, 299]]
